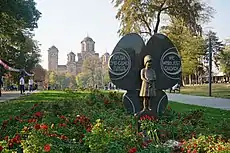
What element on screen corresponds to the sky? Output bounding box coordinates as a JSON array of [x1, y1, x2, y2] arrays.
[[33, 0, 230, 70]]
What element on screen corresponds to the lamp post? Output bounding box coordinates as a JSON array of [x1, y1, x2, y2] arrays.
[[208, 31, 212, 97]]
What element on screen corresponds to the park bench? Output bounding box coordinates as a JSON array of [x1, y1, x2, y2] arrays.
[[169, 83, 180, 93]]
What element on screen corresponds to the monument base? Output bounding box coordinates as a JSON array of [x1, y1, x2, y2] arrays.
[[123, 90, 141, 114]]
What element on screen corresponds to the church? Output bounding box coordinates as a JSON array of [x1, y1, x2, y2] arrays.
[[48, 36, 110, 75]]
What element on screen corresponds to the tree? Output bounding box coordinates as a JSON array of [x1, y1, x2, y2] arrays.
[[56, 74, 67, 90], [76, 72, 91, 88], [0, 0, 41, 80], [82, 55, 101, 88], [102, 67, 110, 87], [32, 64, 46, 82], [65, 73, 77, 89], [162, 19, 206, 84], [220, 40, 230, 77], [48, 71, 57, 87], [112, 0, 214, 37], [0, 0, 41, 37], [204, 31, 224, 69], [0, 35, 41, 83]]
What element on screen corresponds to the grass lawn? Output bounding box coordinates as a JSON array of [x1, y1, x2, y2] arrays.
[[0, 91, 230, 152], [179, 83, 230, 99]]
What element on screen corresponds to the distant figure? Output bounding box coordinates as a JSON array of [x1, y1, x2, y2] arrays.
[[0, 76, 3, 97], [34, 83, 38, 90], [28, 78, 34, 92], [19, 76, 25, 94]]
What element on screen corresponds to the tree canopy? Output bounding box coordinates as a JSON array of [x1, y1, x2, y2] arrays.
[[0, 0, 41, 35], [162, 19, 205, 75], [112, 0, 214, 37], [204, 31, 224, 69], [0, 0, 41, 81], [82, 55, 102, 88], [220, 40, 230, 76]]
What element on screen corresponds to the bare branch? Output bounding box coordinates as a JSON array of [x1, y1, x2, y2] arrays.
[[140, 31, 152, 35]]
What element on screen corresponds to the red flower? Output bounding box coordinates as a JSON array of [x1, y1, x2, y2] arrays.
[[104, 99, 109, 105], [128, 147, 137, 153], [0, 146, 3, 152], [28, 118, 37, 123], [192, 150, 197, 153], [60, 115, 65, 119], [58, 123, 67, 127], [140, 115, 155, 121], [44, 144, 51, 152], [11, 135, 20, 144], [3, 120, 8, 125], [34, 124, 40, 130], [8, 143, 13, 149], [40, 124, 48, 130], [14, 116, 20, 121], [86, 127, 92, 132], [193, 143, 197, 148], [34, 112, 42, 118], [4, 136, 8, 141], [146, 139, 152, 144], [218, 146, 223, 151], [60, 135, 68, 140], [141, 142, 148, 148]]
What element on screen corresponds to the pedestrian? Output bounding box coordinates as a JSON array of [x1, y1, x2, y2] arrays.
[[0, 75, 3, 97], [19, 76, 25, 94], [28, 78, 33, 92]]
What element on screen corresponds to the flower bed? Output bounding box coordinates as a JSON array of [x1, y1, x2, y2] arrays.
[[0, 90, 230, 153]]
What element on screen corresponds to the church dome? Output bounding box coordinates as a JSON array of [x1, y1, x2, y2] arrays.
[[82, 36, 94, 42], [68, 51, 75, 55]]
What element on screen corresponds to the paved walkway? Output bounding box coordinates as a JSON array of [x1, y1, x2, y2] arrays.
[[167, 93, 230, 110], [0, 91, 22, 102], [0, 91, 38, 102]]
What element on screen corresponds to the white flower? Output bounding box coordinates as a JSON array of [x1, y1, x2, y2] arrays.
[[163, 140, 180, 148]]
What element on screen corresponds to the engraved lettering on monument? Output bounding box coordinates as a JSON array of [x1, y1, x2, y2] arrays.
[[109, 50, 131, 76], [160, 48, 181, 79]]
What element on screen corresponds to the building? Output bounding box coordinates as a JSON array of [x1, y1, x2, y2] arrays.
[[48, 36, 110, 75], [202, 58, 227, 83]]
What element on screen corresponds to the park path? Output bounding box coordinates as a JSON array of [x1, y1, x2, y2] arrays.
[[0, 91, 38, 102], [167, 93, 230, 110]]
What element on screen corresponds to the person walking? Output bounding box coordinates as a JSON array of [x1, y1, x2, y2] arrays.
[[28, 78, 33, 92], [0, 75, 3, 97], [19, 76, 25, 94]]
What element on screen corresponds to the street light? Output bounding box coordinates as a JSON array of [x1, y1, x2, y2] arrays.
[[203, 27, 213, 97], [208, 32, 212, 97]]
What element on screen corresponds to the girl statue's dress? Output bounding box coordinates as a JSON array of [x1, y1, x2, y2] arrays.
[[139, 55, 156, 98]]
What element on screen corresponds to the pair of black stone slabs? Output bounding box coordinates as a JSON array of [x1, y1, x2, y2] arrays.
[[108, 33, 182, 115]]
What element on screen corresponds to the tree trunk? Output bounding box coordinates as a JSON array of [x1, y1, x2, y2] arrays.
[[189, 75, 192, 85], [180, 75, 184, 87], [154, 11, 161, 34], [196, 74, 198, 84]]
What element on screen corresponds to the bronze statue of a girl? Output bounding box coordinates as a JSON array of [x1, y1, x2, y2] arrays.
[[139, 55, 156, 111]]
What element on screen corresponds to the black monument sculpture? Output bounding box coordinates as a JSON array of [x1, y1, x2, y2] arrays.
[[108, 33, 182, 116]]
